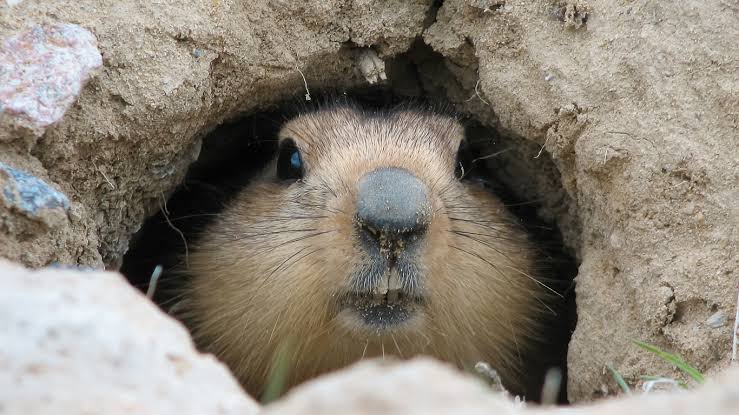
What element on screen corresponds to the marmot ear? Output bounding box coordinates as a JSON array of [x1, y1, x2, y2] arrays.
[[424, 114, 464, 157], [447, 122, 466, 155], [276, 138, 304, 181]]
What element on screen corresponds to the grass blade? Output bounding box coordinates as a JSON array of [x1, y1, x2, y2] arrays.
[[261, 339, 295, 403], [632, 340, 705, 384], [607, 365, 631, 395]]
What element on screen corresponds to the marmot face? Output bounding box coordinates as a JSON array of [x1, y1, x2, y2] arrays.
[[180, 106, 549, 396]]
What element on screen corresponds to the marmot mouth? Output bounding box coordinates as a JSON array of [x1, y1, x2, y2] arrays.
[[340, 291, 424, 329]]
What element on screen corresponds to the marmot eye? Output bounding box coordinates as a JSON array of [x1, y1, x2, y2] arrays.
[[277, 138, 304, 181]]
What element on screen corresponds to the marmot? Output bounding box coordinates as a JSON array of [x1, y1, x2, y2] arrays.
[[158, 104, 562, 398]]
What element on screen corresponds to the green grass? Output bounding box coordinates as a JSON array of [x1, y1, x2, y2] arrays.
[[607, 340, 705, 394], [261, 339, 295, 404], [631, 340, 705, 384], [607, 365, 631, 394]]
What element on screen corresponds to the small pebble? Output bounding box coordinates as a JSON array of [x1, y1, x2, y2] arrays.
[[706, 310, 726, 328], [0, 162, 70, 216]]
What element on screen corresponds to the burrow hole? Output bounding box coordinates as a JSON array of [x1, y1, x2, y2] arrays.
[[121, 41, 579, 403]]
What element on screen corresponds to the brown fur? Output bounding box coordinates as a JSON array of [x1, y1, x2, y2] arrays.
[[177, 106, 550, 397]]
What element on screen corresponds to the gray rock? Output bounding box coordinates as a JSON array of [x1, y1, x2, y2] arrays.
[[264, 357, 739, 415], [0, 161, 70, 218], [0, 260, 259, 415]]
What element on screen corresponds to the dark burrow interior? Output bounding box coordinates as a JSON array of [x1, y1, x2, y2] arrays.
[[121, 43, 579, 403]]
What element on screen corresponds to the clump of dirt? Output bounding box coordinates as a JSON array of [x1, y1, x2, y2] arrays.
[[0, 0, 736, 403]]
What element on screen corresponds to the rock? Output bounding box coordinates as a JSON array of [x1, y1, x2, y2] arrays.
[[263, 358, 525, 415], [0, 161, 70, 224], [0, 24, 102, 133], [263, 357, 739, 415], [0, 260, 259, 415], [0, 159, 97, 267], [356, 49, 387, 85]]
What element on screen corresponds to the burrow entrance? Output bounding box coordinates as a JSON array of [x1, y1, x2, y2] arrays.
[[121, 40, 579, 403]]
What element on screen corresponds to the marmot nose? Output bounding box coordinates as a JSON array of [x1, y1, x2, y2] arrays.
[[356, 168, 431, 236]]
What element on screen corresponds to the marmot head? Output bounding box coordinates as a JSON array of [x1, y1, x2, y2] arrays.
[[181, 105, 549, 396]]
